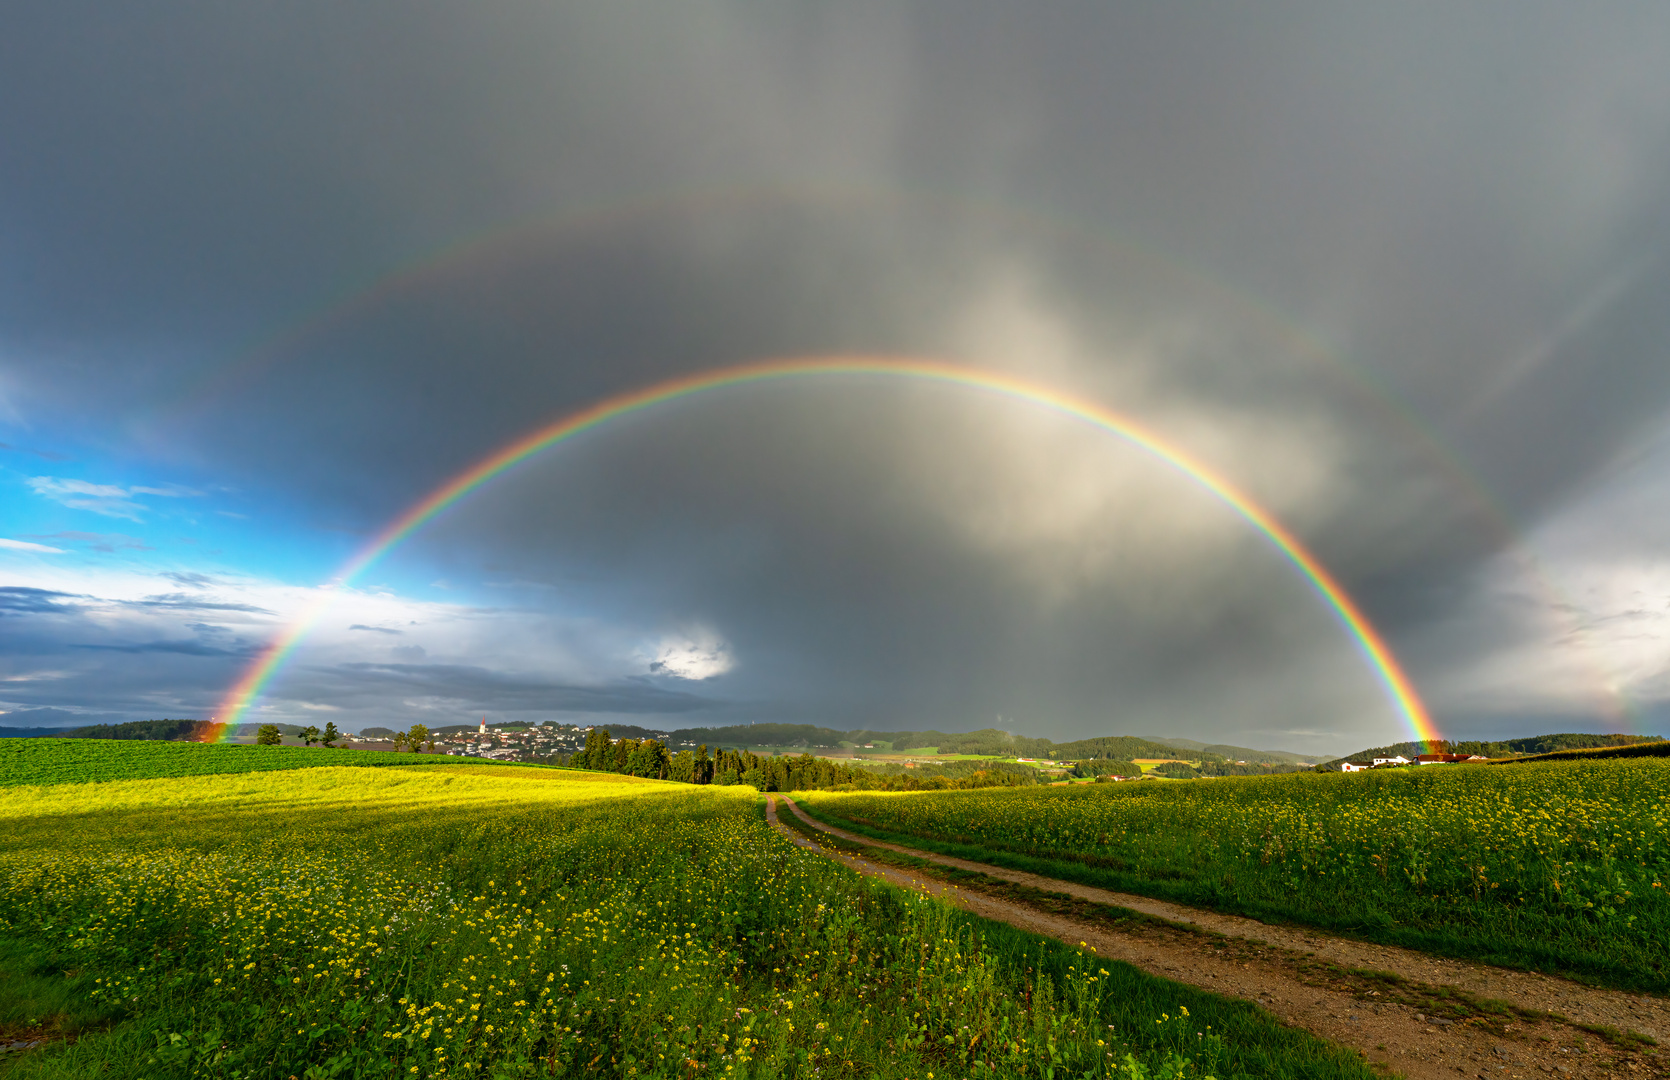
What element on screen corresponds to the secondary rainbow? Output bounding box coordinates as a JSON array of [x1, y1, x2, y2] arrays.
[[214, 356, 1441, 746]]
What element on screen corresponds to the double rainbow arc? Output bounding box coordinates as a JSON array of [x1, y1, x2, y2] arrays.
[[213, 356, 1439, 747]]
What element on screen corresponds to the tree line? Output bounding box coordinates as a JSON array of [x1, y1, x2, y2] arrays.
[[1069, 757, 1142, 778], [564, 729, 1039, 791], [253, 722, 438, 750], [256, 721, 344, 746], [51, 718, 222, 741], [1332, 732, 1665, 767]]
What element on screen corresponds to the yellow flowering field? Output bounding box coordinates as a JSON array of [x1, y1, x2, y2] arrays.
[[800, 760, 1670, 990], [0, 762, 1376, 1079]]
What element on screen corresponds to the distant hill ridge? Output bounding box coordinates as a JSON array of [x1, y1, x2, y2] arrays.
[[659, 725, 1230, 760], [0, 718, 1314, 761], [1134, 736, 1315, 765]]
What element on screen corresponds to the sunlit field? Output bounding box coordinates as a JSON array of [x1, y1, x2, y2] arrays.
[[0, 760, 1376, 1079], [799, 759, 1670, 991]]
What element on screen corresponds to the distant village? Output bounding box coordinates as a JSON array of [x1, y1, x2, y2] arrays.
[[1334, 752, 1489, 772], [345, 718, 593, 764]]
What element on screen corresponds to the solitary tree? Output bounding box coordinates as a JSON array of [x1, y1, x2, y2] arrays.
[[391, 730, 409, 752], [300, 725, 321, 747], [256, 724, 282, 746], [409, 723, 431, 753], [321, 721, 339, 747]]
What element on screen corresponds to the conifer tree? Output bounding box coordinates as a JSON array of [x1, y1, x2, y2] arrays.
[[577, 728, 611, 770]]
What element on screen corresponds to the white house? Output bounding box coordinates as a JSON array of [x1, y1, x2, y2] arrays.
[[1339, 760, 1373, 772], [1373, 755, 1411, 767]]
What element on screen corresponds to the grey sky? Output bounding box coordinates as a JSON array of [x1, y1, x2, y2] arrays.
[[3, 3, 1669, 754]]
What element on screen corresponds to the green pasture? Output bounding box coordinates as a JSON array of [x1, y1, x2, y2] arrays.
[[0, 738, 496, 786]]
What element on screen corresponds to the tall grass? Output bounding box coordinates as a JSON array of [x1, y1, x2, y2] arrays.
[[800, 759, 1670, 990]]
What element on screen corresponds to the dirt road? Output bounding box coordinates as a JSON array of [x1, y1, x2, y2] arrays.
[[767, 794, 1668, 1080]]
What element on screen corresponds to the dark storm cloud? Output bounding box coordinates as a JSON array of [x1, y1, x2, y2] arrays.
[[0, 580, 267, 717], [0, 708, 136, 731], [0, 587, 85, 615], [124, 594, 274, 615], [74, 639, 257, 658], [161, 571, 221, 588], [328, 663, 717, 715], [4, 3, 1670, 748]]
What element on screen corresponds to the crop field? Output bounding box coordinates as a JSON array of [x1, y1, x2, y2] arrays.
[[799, 759, 1670, 991], [0, 758, 1376, 1079], [0, 738, 481, 786]]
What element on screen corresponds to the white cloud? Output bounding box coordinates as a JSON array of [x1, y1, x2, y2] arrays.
[[0, 559, 715, 727], [644, 627, 735, 680], [0, 538, 64, 553], [28, 478, 148, 520], [1422, 414, 1670, 722], [27, 475, 204, 521], [2, 671, 70, 682], [1422, 555, 1662, 721]]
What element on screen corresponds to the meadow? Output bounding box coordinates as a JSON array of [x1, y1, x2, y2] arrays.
[[0, 760, 1377, 1079], [0, 738, 473, 786], [798, 759, 1670, 992]]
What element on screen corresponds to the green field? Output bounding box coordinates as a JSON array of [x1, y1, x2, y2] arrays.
[[799, 759, 1670, 991], [0, 738, 485, 786], [0, 750, 1378, 1079]]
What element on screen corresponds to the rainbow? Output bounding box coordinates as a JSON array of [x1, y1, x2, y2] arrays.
[[161, 183, 1624, 729], [215, 356, 1441, 747]]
